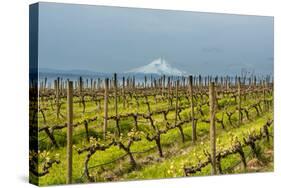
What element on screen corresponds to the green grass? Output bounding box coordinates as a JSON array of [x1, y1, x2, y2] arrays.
[[34, 91, 273, 186], [124, 113, 273, 180]]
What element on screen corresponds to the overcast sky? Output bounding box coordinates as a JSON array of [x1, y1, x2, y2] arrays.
[[38, 2, 273, 75]]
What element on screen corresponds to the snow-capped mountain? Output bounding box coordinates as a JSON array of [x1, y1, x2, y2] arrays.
[[126, 58, 186, 76]]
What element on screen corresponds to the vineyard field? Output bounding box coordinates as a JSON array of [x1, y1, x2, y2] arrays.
[[29, 75, 274, 186]]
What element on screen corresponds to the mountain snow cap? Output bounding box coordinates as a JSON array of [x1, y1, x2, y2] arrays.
[[126, 57, 187, 76]]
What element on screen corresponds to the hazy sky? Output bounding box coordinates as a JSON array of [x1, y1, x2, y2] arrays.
[[38, 2, 273, 75]]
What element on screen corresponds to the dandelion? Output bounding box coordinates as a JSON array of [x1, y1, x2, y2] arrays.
[[167, 170, 171, 175]]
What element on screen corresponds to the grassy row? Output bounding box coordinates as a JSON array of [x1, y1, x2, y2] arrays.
[[35, 90, 272, 185]]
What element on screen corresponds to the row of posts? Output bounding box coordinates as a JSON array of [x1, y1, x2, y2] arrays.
[[49, 73, 271, 122], [64, 72, 271, 182], [40, 74, 272, 92]]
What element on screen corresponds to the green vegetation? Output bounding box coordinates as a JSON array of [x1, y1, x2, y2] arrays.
[[30, 77, 273, 186]]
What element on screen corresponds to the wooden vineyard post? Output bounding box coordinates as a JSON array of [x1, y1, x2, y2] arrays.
[[154, 79, 157, 90], [104, 78, 109, 140], [61, 79, 64, 95], [54, 78, 60, 119], [199, 75, 202, 87], [175, 80, 179, 124], [162, 75, 166, 96], [79, 76, 82, 93], [175, 79, 184, 143], [168, 77, 172, 106], [122, 76, 126, 109], [189, 75, 196, 143], [226, 76, 229, 92], [182, 77, 185, 88], [66, 81, 73, 184], [90, 78, 93, 91], [133, 76, 135, 90], [144, 76, 147, 88], [44, 77, 47, 92], [263, 80, 266, 111], [209, 82, 216, 175], [114, 73, 118, 114], [97, 78, 100, 90], [238, 77, 242, 125], [54, 79, 57, 112], [114, 73, 120, 136], [79, 76, 83, 108]]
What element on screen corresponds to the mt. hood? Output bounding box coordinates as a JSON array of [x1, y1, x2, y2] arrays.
[[126, 58, 186, 76]]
